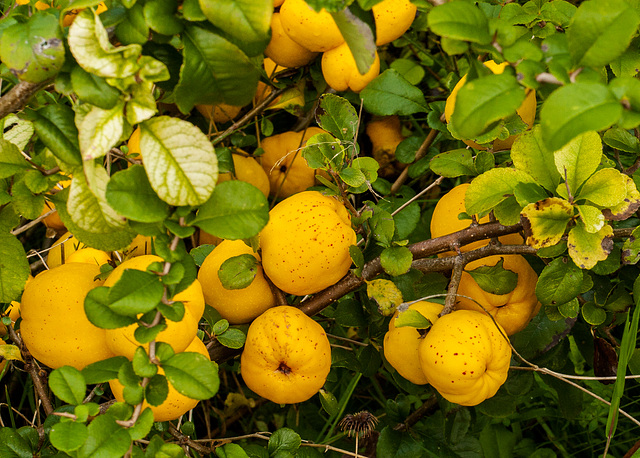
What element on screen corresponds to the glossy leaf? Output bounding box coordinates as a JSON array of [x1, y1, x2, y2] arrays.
[[429, 149, 475, 178], [77, 413, 132, 457], [315, 93, 359, 142], [78, 101, 124, 160], [511, 126, 562, 192], [536, 257, 583, 307], [218, 254, 258, 289], [268, 428, 302, 456], [331, 7, 376, 75], [70, 66, 121, 109], [81, 356, 129, 384], [361, 69, 428, 116], [105, 165, 170, 223], [0, 233, 30, 303], [380, 246, 412, 277], [108, 269, 164, 316], [465, 168, 535, 216], [427, 1, 491, 44], [576, 168, 627, 207], [553, 130, 602, 195], [49, 422, 88, 453], [24, 105, 82, 166], [521, 197, 574, 249], [162, 353, 220, 399], [467, 258, 518, 296], [49, 366, 87, 406]]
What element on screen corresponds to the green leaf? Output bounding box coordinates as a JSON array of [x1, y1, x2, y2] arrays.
[[450, 73, 526, 140], [390, 58, 425, 86], [0, 139, 29, 179], [108, 269, 164, 316], [331, 7, 376, 75], [174, 25, 260, 113], [162, 353, 220, 399], [394, 308, 432, 329], [77, 412, 132, 457], [602, 127, 640, 153], [376, 426, 426, 458], [567, 0, 640, 68], [380, 246, 412, 277], [129, 408, 155, 442], [78, 101, 125, 160], [199, 0, 271, 57], [216, 443, 251, 458], [465, 168, 535, 216], [2, 114, 34, 152], [567, 220, 614, 269], [553, 130, 602, 195], [510, 312, 573, 360], [50, 422, 88, 453], [361, 69, 428, 116], [70, 66, 121, 109], [145, 373, 169, 407], [139, 116, 218, 206], [114, 3, 149, 45], [68, 10, 141, 78], [513, 182, 549, 208], [192, 181, 269, 240], [105, 165, 170, 223], [85, 285, 138, 329], [302, 132, 346, 170], [535, 257, 583, 306], [0, 13, 65, 83], [24, 104, 82, 166], [511, 126, 562, 192], [576, 168, 627, 207], [218, 254, 258, 289], [318, 389, 339, 417], [622, 226, 640, 265], [144, 0, 183, 35], [366, 278, 403, 316], [0, 426, 34, 458], [581, 301, 607, 325], [81, 356, 129, 384], [0, 233, 30, 303], [429, 149, 475, 178], [521, 197, 574, 249], [467, 257, 519, 295], [340, 166, 367, 188], [49, 366, 87, 405], [576, 204, 604, 234], [427, 1, 491, 44], [216, 328, 246, 349], [315, 94, 359, 142], [540, 82, 622, 152], [368, 204, 394, 247], [268, 428, 302, 456]]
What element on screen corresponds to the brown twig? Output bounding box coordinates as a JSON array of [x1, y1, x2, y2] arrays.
[[390, 128, 438, 194], [442, 256, 465, 316], [393, 395, 439, 431], [0, 80, 50, 119]]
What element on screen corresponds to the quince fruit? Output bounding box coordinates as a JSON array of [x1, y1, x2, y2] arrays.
[[430, 183, 523, 256], [455, 255, 541, 336], [109, 335, 211, 422], [321, 42, 381, 93], [218, 154, 271, 198], [260, 127, 327, 198], [123, 234, 155, 259], [103, 255, 204, 359], [418, 309, 511, 406], [20, 263, 114, 369], [372, 0, 417, 45], [366, 115, 405, 177], [266, 12, 319, 68], [383, 301, 443, 385], [197, 239, 276, 324], [65, 247, 111, 266], [240, 306, 331, 404], [46, 231, 87, 268], [279, 0, 345, 52], [196, 103, 242, 124], [260, 191, 356, 296], [444, 60, 536, 150]]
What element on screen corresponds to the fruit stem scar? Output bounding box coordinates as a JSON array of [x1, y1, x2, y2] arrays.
[[276, 361, 292, 375]]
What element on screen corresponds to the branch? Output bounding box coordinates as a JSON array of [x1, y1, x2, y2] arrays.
[[0, 80, 50, 119], [390, 128, 438, 194]]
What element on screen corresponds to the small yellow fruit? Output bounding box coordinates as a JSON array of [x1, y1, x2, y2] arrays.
[[123, 234, 155, 259], [279, 0, 345, 52], [266, 12, 319, 68], [455, 255, 541, 336], [197, 240, 276, 324], [20, 264, 114, 370], [127, 127, 142, 161], [40, 177, 72, 235], [383, 301, 443, 385], [260, 191, 356, 296], [218, 155, 271, 198], [46, 232, 86, 268], [196, 103, 243, 124], [109, 335, 211, 422], [321, 42, 380, 93], [0, 302, 21, 337], [103, 256, 204, 359], [260, 127, 327, 198], [62, 2, 107, 27], [444, 60, 536, 150], [430, 183, 523, 256], [372, 0, 417, 45], [366, 115, 405, 177], [418, 310, 511, 406], [65, 247, 111, 266], [241, 306, 331, 404]]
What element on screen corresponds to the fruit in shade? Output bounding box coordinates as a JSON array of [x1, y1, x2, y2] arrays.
[[321, 42, 381, 93], [279, 0, 345, 52], [444, 60, 536, 150], [418, 310, 511, 406], [47, 232, 86, 268], [259, 191, 356, 296], [103, 256, 204, 359], [429, 183, 523, 256], [240, 306, 331, 404], [366, 115, 405, 177], [260, 127, 327, 197], [196, 103, 242, 124], [40, 177, 71, 235], [109, 336, 211, 422], [217, 154, 271, 198], [20, 264, 114, 370], [123, 234, 155, 259], [372, 0, 417, 45], [0, 340, 7, 375], [455, 255, 541, 336], [265, 12, 318, 68], [383, 301, 443, 385], [197, 240, 276, 324], [127, 127, 142, 160]]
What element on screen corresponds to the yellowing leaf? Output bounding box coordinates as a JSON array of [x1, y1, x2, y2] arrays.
[[603, 174, 640, 220], [465, 168, 536, 216], [577, 168, 627, 207], [511, 126, 562, 192], [0, 344, 24, 363], [568, 221, 614, 269], [553, 131, 602, 195], [366, 279, 403, 316], [576, 204, 604, 234], [78, 102, 124, 160], [521, 197, 574, 249]]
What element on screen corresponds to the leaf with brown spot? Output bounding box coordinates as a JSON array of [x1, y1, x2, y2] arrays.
[[366, 279, 403, 316], [567, 220, 614, 269], [622, 226, 640, 265], [603, 174, 640, 221], [520, 197, 574, 249]]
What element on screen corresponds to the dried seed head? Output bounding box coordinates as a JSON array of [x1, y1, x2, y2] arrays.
[[338, 411, 378, 438]]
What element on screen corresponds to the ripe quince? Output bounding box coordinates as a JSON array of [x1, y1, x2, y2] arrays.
[[383, 301, 443, 385], [266, 12, 319, 68], [430, 183, 523, 256], [240, 306, 331, 404], [372, 0, 417, 46], [260, 127, 327, 198], [46, 231, 87, 269], [418, 310, 511, 406], [196, 103, 242, 124], [123, 234, 155, 259], [197, 239, 276, 324], [455, 255, 541, 335], [279, 0, 345, 52], [109, 335, 211, 422], [20, 263, 114, 370], [65, 247, 111, 266], [103, 255, 204, 359], [366, 115, 405, 177], [321, 42, 381, 93], [217, 154, 271, 198], [444, 60, 536, 151], [260, 191, 356, 296]]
